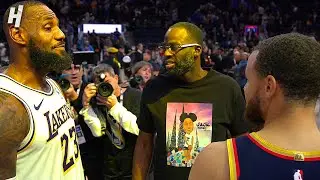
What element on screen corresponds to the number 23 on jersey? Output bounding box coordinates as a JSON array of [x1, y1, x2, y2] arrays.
[[61, 126, 80, 172]]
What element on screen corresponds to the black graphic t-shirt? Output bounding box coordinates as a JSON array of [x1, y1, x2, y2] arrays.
[[138, 70, 248, 180]]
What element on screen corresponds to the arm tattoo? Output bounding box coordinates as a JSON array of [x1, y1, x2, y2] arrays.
[[0, 92, 9, 106], [0, 92, 29, 179]]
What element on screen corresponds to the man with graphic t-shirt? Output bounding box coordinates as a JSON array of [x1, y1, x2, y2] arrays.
[[132, 22, 248, 180]]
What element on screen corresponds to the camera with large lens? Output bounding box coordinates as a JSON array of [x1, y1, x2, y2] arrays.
[[96, 73, 114, 97], [48, 72, 71, 91], [58, 77, 71, 91], [129, 75, 144, 89]]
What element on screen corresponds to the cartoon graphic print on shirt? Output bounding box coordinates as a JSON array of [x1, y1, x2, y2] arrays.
[[166, 103, 212, 167]]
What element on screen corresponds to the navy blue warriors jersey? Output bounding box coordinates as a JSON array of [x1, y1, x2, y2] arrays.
[[227, 133, 320, 180]]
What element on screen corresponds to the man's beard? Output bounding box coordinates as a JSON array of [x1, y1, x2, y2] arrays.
[[167, 51, 195, 76], [28, 39, 72, 74], [245, 95, 265, 132]]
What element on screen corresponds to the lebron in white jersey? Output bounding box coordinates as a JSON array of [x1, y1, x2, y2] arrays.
[[0, 75, 84, 180], [0, 1, 83, 179]]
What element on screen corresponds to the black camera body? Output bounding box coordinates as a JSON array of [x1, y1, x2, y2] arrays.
[[48, 72, 71, 92], [95, 73, 114, 97], [58, 78, 71, 92], [90, 73, 114, 108], [96, 82, 113, 97], [129, 75, 144, 89]]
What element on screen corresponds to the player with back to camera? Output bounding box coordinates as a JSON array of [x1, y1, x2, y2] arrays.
[[189, 33, 320, 180]]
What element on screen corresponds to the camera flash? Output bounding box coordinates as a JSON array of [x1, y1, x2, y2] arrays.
[[100, 73, 106, 80]]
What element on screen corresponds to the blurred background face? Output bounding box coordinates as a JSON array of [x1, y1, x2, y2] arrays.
[[26, 5, 72, 73], [108, 52, 117, 57], [63, 64, 83, 88], [84, 40, 90, 46], [218, 49, 224, 55], [136, 65, 152, 83], [143, 52, 151, 61], [137, 43, 143, 51], [153, 70, 159, 76], [119, 47, 125, 54], [234, 51, 241, 63], [244, 51, 265, 130], [241, 52, 249, 61]]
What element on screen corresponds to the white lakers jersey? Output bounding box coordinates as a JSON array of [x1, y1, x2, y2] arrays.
[[0, 74, 84, 180]]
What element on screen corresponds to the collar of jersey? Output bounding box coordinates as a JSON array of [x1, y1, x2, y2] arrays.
[[248, 132, 320, 161]]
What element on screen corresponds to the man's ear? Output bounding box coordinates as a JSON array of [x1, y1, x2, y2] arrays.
[[194, 46, 202, 58], [264, 75, 277, 98], [114, 74, 119, 82], [9, 25, 27, 45]]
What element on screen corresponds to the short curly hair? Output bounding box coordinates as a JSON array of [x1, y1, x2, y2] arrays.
[[255, 33, 320, 104]]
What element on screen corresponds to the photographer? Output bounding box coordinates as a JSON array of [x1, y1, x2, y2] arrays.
[[61, 63, 86, 103], [130, 61, 153, 91], [48, 63, 87, 125], [79, 64, 141, 179]]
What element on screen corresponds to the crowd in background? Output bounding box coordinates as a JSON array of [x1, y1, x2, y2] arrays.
[[0, 1, 320, 179], [0, 0, 319, 89]]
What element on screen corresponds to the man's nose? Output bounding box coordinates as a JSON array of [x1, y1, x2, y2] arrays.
[[55, 27, 66, 41], [164, 48, 173, 57], [71, 68, 77, 74]]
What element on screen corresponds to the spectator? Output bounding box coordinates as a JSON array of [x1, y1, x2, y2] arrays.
[[131, 43, 144, 64], [114, 28, 121, 40], [66, 21, 74, 52], [0, 43, 8, 67], [131, 61, 153, 91], [83, 40, 94, 51], [101, 47, 121, 75], [62, 63, 85, 93], [79, 64, 141, 179], [234, 52, 249, 95]]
